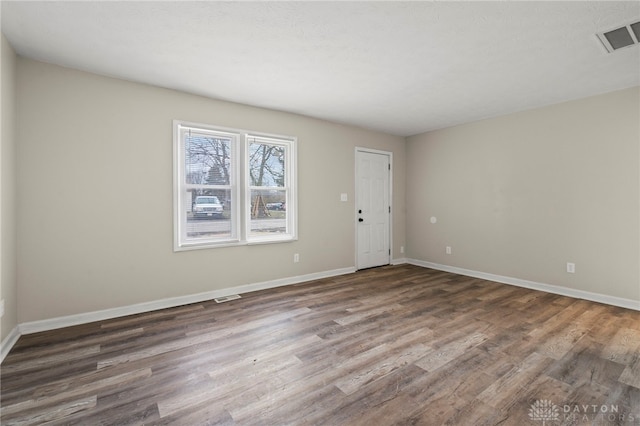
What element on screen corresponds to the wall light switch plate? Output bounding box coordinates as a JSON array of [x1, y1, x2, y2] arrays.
[[0, 299, 4, 318], [340, 193, 348, 202]]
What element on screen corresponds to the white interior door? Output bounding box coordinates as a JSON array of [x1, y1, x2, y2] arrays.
[[356, 150, 391, 270]]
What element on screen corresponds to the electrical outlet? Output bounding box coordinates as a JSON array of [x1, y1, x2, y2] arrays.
[[294, 253, 300, 263], [566, 262, 575, 273], [400, 246, 405, 254], [446, 246, 452, 255]]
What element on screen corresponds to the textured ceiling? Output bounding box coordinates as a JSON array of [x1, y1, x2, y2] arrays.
[[2, 1, 639, 136]]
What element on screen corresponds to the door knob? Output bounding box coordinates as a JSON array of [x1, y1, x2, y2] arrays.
[[358, 218, 364, 222], [358, 209, 362, 214]]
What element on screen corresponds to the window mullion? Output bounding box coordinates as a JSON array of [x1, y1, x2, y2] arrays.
[[237, 133, 246, 242]]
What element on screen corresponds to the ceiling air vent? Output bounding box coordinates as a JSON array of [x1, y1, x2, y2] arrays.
[[597, 21, 640, 53]]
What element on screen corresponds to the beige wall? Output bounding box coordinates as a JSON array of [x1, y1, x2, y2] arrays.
[[9, 53, 639, 326], [1, 35, 18, 341], [16, 58, 406, 323], [406, 87, 640, 302]]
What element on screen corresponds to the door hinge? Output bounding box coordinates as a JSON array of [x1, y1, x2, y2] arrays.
[[389, 249, 391, 255], [389, 206, 391, 213], [388, 164, 391, 170]]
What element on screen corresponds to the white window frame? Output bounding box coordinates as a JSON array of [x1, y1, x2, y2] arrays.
[[173, 120, 297, 251], [245, 135, 297, 245]]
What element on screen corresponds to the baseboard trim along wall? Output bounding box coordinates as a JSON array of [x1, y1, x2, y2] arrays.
[[17, 266, 357, 337], [0, 326, 21, 364], [407, 258, 640, 312], [4, 259, 638, 363], [1, 266, 357, 361]]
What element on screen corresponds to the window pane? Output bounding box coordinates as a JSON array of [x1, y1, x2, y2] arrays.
[[249, 189, 287, 237], [185, 189, 233, 241], [185, 134, 232, 185], [248, 142, 285, 187]]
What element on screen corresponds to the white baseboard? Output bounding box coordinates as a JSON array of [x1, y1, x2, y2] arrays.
[[1, 326, 21, 364], [407, 258, 640, 311], [8, 259, 637, 363], [19, 266, 357, 336]]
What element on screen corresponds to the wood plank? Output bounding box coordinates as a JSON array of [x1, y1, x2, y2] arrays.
[[5, 396, 98, 426], [334, 342, 431, 395], [535, 324, 588, 360], [477, 351, 554, 410], [1, 264, 638, 425], [618, 359, 640, 389], [601, 327, 640, 365], [1, 346, 100, 374], [546, 334, 626, 390], [414, 331, 489, 372], [0, 368, 151, 417]]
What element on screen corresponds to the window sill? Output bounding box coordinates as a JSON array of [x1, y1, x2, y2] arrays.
[[174, 235, 297, 252]]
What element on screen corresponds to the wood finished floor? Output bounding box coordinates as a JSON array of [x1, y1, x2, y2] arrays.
[[1, 264, 639, 425]]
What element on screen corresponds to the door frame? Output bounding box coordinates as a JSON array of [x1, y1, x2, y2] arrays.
[[354, 147, 393, 270]]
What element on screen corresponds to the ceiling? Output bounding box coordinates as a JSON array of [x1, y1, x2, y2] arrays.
[[2, 1, 639, 137]]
